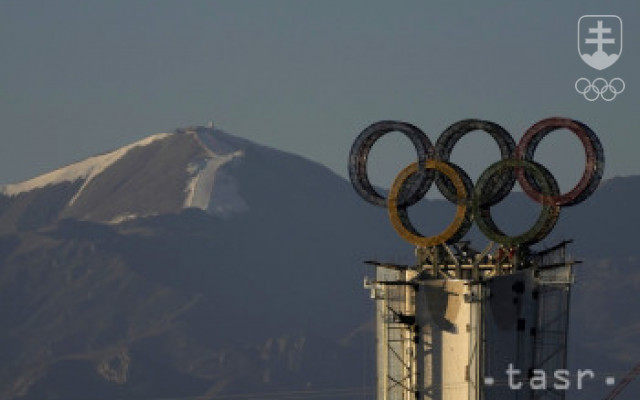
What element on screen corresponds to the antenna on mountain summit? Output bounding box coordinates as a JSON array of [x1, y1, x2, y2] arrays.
[[206, 120, 214, 129]]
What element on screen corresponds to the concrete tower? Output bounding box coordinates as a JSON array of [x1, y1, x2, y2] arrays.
[[366, 242, 574, 400]]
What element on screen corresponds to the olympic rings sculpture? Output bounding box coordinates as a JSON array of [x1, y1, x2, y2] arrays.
[[348, 117, 604, 247], [575, 77, 625, 101]]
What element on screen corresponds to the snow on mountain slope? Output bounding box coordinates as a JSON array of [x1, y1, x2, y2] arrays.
[[0, 126, 257, 225], [0, 133, 170, 200], [183, 129, 247, 216]]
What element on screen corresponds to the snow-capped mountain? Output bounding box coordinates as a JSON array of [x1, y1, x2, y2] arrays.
[[0, 127, 259, 227]]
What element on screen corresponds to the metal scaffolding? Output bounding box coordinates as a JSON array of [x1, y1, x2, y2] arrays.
[[365, 241, 575, 400]]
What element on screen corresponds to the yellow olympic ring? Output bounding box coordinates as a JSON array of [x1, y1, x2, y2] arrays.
[[387, 160, 469, 247]]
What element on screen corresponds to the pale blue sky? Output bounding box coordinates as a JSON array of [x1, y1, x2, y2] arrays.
[[1, 1, 638, 193]]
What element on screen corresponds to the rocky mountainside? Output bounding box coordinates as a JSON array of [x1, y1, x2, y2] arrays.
[[0, 127, 255, 229], [0, 126, 638, 399]]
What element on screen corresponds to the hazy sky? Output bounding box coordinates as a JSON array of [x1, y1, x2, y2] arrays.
[[1, 1, 638, 194]]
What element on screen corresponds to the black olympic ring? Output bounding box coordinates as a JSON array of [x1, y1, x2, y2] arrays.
[[435, 119, 516, 206], [348, 117, 604, 247]]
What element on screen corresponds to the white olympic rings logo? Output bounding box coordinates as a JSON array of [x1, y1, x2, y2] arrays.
[[575, 77, 625, 102]]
